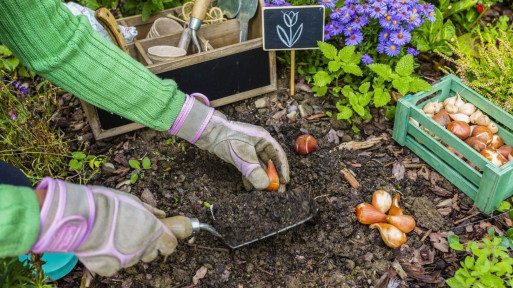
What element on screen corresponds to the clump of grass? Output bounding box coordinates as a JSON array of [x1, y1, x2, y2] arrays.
[[0, 75, 73, 184]]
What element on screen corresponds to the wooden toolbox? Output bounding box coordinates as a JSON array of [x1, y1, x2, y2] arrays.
[[393, 74, 513, 213], [83, 0, 277, 139]]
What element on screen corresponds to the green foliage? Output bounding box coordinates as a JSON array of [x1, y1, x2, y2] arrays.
[[77, 0, 189, 21], [367, 54, 433, 97], [438, 29, 513, 114], [129, 156, 152, 184], [411, 8, 456, 55], [0, 257, 55, 288], [446, 228, 513, 287], [0, 76, 73, 184], [68, 151, 107, 184], [0, 45, 35, 78]]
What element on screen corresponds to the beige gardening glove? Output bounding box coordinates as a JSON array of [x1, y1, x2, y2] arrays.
[[31, 177, 177, 276], [169, 93, 290, 190]]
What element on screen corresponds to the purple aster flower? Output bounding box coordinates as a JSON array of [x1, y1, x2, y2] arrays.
[[377, 42, 386, 54], [330, 21, 345, 37], [379, 29, 392, 42], [345, 0, 358, 5], [356, 3, 372, 14], [385, 42, 401, 57], [390, 27, 411, 46], [319, 0, 337, 10], [343, 25, 355, 36], [270, 0, 291, 6], [379, 15, 394, 29], [345, 30, 364, 45], [388, 16, 402, 30], [407, 47, 419, 56], [369, 3, 387, 19], [10, 80, 28, 95], [407, 13, 422, 28], [420, 3, 434, 15], [361, 54, 374, 65], [389, 0, 403, 9], [330, 7, 344, 20], [350, 16, 369, 30]]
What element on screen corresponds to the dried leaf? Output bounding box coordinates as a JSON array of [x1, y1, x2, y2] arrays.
[[141, 188, 157, 207], [406, 170, 418, 181], [418, 166, 430, 180], [429, 232, 449, 253], [296, 79, 313, 92], [392, 160, 405, 181], [192, 266, 208, 285]]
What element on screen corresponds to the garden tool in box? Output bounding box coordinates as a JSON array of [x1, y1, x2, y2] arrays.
[[94, 8, 130, 54], [178, 0, 211, 54]]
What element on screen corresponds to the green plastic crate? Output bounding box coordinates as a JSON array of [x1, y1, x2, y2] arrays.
[[393, 74, 513, 213]]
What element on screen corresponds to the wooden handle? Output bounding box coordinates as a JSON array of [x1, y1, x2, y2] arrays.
[[191, 0, 210, 20], [94, 8, 129, 54], [160, 216, 194, 240]]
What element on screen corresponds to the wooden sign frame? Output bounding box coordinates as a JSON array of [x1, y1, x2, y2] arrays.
[[262, 5, 325, 51]]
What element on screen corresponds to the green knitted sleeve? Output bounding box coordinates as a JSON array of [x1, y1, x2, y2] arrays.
[[0, 0, 185, 131], [0, 185, 40, 257]]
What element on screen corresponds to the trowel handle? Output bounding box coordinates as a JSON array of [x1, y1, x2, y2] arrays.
[[191, 0, 210, 21], [161, 216, 200, 240]]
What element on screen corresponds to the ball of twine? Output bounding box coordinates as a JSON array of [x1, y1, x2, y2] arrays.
[[167, 1, 225, 26]]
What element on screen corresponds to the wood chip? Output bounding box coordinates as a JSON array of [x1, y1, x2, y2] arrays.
[[330, 136, 383, 151], [340, 168, 359, 189]]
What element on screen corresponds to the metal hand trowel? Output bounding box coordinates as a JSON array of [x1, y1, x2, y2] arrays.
[[217, 0, 241, 19], [163, 190, 318, 249]]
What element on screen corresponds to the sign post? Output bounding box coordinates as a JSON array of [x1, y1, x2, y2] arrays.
[[262, 5, 325, 95]]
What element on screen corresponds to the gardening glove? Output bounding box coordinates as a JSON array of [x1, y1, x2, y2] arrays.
[[169, 93, 290, 190], [31, 177, 177, 277]]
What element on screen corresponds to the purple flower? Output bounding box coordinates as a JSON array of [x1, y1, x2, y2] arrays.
[[266, 0, 291, 6], [390, 27, 411, 46], [330, 8, 344, 20], [356, 3, 372, 14], [7, 110, 18, 120], [379, 29, 391, 42], [377, 42, 386, 54], [361, 54, 374, 65], [345, 31, 364, 45], [350, 16, 369, 30], [343, 25, 355, 36], [10, 80, 28, 95], [385, 42, 401, 57], [319, 0, 338, 10], [407, 13, 422, 28], [407, 47, 419, 56], [369, 3, 387, 19]]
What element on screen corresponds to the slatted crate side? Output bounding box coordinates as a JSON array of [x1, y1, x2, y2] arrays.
[[393, 74, 513, 213]]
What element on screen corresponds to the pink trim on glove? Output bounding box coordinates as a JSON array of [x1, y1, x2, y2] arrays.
[[168, 93, 214, 142], [32, 178, 95, 253], [228, 142, 261, 178], [190, 107, 214, 144]]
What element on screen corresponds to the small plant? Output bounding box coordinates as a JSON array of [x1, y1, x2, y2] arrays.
[[68, 151, 107, 184], [410, 7, 456, 55], [438, 29, 513, 114], [0, 45, 35, 78], [447, 227, 513, 287], [129, 156, 152, 184], [0, 257, 55, 288]]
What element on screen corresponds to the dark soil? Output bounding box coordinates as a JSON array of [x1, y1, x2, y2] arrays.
[[54, 44, 513, 288]]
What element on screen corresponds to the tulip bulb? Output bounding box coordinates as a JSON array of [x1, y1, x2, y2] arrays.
[[445, 104, 459, 114], [472, 126, 493, 144], [488, 122, 499, 134], [355, 203, 387, 224], [449, 113, 470, 123], [443, 95, 457, 108], [265, 160, 279, 191], [481, 148, 506, 167], [423, 101, 442, 114], [458, 103, 476, 116], [454, 94, 465, 108], [372, 190, 392, 214], [469, 110, 483, 124], [369, 223, 407, 248], [476, 115, 491, 127], [497, 145, 513, 159], [447, 121, 471, 139], [388, 194, 403, 216], [386, 215, 416, 233], [432, 109, 451, 127], [464, 137, 486, 152], [490, 135, 503, 149]]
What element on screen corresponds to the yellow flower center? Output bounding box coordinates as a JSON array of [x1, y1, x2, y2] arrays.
[[392, 20, 397, 25], [348, 27, 352, 31], [391, 45, 396, 51], [410, 16, 415, 21], [386, 15, 391, 21]]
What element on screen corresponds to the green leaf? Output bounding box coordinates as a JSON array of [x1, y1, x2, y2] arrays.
[[69, 159, 82, 171], [359, 82, 371, 93], [446, 277, 465, 288], [129, 159, 141, 170], [464, 256, 475, 269], [359, 92, 373, 107], [318, 41, 338, 60], [475, 256, 491, 274], [141, 1, 152, 22], [507, 228, 513, 239], [341, 85, 354, 98], [349, 94, 365, 117], [0, 45, 12, 56], [393, 77, 412, 96], [142, 157, 151, 169], [342, 63, 363, 76], [446, 0, 478, 17], [328, 60, 343, 72], [496, 201, 511, 212], [448, 234, 464, 251], [395, 54, 414, 77], [316, 85, 328, 97], [411, 33, 430, 52], [409, 78, 433, 93], [313, 71, 332, 87], [491, 262, 510, 276], [336, 104, 353, 120], [373, 88, 390, 108], [368, 63, 393, 81], [440, 19, 456, 41], [480, 273, 505, 287], [439, 0, 450, 11], [338, 45, 356, 61], [72, 151, 87, 160], [430, 8, 444, 39], [385, 105, 396, 120], [455, 33, 479, 57], [130, 174, 139, 184]]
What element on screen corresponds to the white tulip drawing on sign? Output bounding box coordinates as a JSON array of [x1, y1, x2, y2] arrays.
[[276, 11, 303, 48]]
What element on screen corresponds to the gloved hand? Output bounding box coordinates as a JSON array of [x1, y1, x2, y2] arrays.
[[169, 93, 290, 190], [31, 177, 177, 276]]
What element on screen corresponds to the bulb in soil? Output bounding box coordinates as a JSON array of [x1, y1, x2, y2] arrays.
[[295, 134, 317, 155], [369, 223, 407, 248], [265, 159, 279, 191], [371, 190, 392, 214], [355, 203, 387, 224]]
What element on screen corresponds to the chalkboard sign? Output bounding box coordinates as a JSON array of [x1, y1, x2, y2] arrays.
[[262, 5, 325, 51]]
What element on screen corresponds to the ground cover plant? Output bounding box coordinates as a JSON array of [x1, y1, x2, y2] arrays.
[[2, 0, 513, 287]]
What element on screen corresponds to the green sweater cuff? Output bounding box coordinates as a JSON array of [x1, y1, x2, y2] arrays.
[[0, 0, 185, 131], [0, 185, 40, 257]]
